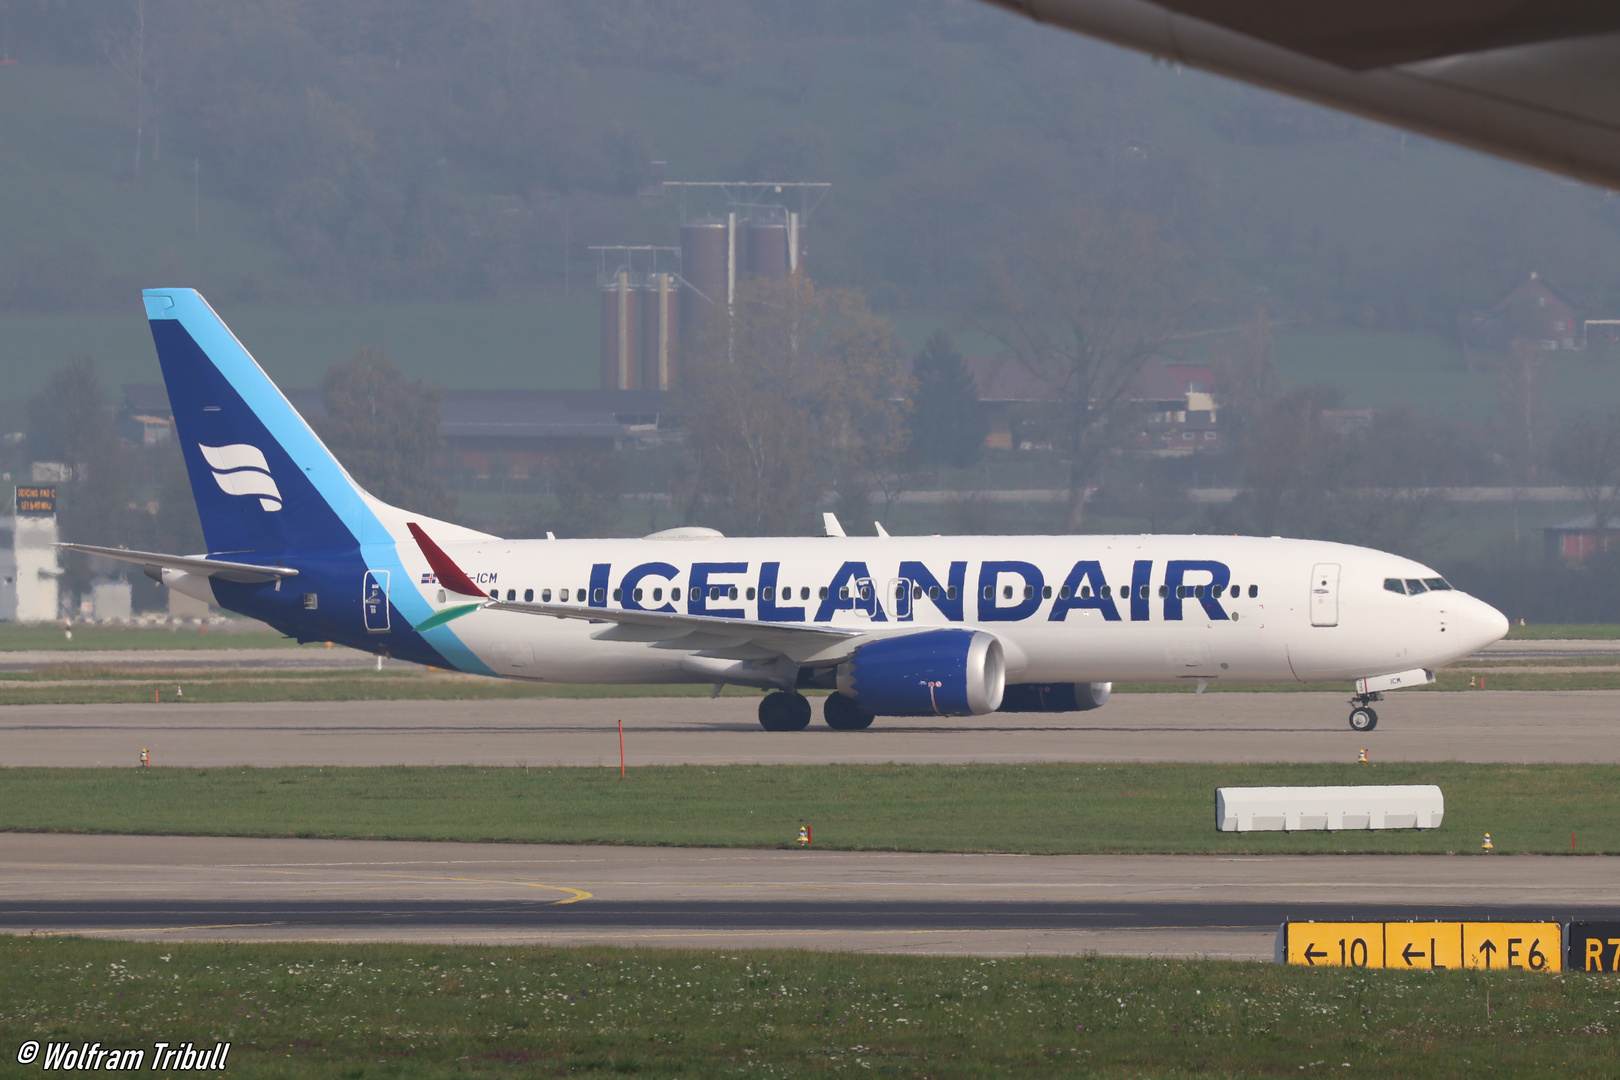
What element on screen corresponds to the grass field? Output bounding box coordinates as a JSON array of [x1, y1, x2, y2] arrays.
[[1, 937, 1612, 1079], [0, 623, 296, 652], [0, 762, 1612, 856]]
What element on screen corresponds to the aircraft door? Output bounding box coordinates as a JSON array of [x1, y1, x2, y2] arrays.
[[853, 577, 876, 619], [363, 570, 390, 633], [888, 578, 913, 620], [1309, 563, 1340, 627]]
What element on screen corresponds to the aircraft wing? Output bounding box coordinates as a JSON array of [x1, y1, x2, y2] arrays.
[[56, 543, 299, 584], [985, 0, 1620, 189], [483, 598, 875, 666]]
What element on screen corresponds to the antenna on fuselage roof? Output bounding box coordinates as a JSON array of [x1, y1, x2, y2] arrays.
[[874, 521, 890, 538], [822, 512, 846, 537]]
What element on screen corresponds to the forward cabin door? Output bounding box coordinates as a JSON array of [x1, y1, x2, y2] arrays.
[[1309, 563, 1340, 627]]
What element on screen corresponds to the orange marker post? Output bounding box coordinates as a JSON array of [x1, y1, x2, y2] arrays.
[[618, 717, 625, 778]]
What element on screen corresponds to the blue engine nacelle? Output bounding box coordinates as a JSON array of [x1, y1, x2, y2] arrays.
[[998, 682, 1112, 713], [835, 629, 1005, 716]]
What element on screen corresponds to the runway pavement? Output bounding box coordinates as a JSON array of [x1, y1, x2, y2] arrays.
[[3, 833, 1614, 958], [4, 643, 1615, 958], [1, 688, 1617, 766]]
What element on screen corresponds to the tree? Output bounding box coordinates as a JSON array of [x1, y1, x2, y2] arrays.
[[28, 356, 136, 596], [548, 450, 622, 538], [1492, 340, 1553, 482], [314, 348, 455, 518], [984, 200, 1194, 530], [908, 331, 986, 470], [676, 275, 909, 536], [1552, 410, 1620, 536]]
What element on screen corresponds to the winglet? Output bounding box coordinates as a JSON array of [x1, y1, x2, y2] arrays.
[[407, 522, 487, 597], [822, 512, 846, 537]]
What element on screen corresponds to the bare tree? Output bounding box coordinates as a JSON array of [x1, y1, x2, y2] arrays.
[[984, 200, 1194, 530], [1552, 410, 1620, 535], [315, 348, 455, 518], [677, 276, 909, 536], [101, 0, 152, 187], [1207, 304, 1280, 445], [1493, 340, 1553, 482]]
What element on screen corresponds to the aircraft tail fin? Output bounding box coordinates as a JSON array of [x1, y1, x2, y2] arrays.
[[143, 288, 486, 555]]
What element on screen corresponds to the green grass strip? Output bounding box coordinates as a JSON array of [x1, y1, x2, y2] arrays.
[[1, 937, 1612, 1078], [2, 763, 1615, 855], [0, 624, 299, 651]]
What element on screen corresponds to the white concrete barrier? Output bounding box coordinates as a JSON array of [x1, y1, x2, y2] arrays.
[[1216, 785, 1443, 832]]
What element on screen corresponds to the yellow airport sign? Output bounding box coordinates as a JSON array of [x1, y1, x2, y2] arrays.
[[1285, 922, 1385, 968], [1384, 922, 1463, 971], [1284, 922, 1561, 972], [1463, 922, 1560, 972]]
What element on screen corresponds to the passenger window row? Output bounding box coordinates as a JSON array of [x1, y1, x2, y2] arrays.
[[485, 578, 1259, 607]]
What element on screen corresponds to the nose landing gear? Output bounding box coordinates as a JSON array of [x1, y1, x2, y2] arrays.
[[1348, 692, 1382, 731]]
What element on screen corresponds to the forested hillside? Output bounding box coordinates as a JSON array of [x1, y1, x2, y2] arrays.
[[5, 0, 1619, 332]]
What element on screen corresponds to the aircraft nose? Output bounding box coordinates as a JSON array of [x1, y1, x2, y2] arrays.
[[1457, 595, 1510, 654]]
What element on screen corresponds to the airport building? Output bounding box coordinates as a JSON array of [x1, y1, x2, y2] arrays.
[[0, 484, 62, 622]]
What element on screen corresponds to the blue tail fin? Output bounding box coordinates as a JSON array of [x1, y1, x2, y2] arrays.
[[146, 288, 379, 555]]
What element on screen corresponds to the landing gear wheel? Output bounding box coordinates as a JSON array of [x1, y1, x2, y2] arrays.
[[823, 693, 875, 731], [758, 691, 811, 732], [1348, 706, 1378, 732]]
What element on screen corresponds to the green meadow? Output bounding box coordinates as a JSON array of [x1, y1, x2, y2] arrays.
[[0, 937, 1611, 1078], [0, 762, 1612, 855]]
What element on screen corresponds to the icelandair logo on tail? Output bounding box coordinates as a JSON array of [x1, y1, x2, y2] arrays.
[[198, 443, 282, 512]]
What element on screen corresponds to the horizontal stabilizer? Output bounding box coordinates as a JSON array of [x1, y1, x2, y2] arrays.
[[56, 543, 299, 584]]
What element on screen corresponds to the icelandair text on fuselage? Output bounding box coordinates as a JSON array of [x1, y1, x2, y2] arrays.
[[521, 558, 1249, 624], [16, 1039, 229, 1071]]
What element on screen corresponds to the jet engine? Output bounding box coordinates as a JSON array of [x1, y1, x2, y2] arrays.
[[835, 629, 1006, 716], [998, 682, 1112, 713]]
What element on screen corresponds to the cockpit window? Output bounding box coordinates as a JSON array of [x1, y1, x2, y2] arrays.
[[1405, 579, 1428, 594], [1424, 578, 1452, 591], [1384, 578, 1406, 595]]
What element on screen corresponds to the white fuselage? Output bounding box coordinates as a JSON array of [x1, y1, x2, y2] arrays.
[[403, 533, 1507, 686]]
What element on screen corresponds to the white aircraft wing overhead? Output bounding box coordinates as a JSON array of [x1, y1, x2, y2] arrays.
[[483, 598, 878, 666], [985, 0, 1620, 188]]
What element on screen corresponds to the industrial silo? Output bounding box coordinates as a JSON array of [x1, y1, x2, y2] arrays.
[[680, 217, 730, 333], [744, 212, 807, 281], [639, 272, 679, 391], [746, 219, 790, 281], [600, 269, 642, 390]]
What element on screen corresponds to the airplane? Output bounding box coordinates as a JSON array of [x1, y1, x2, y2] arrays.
[[63, 289, 1510, 733]]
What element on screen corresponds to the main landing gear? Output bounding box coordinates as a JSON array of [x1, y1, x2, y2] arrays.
[[756, 691, 876, 731], [1348, 692, 1382, 732], [822, 692, 875, 731], [758, 691, 812, 732]]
